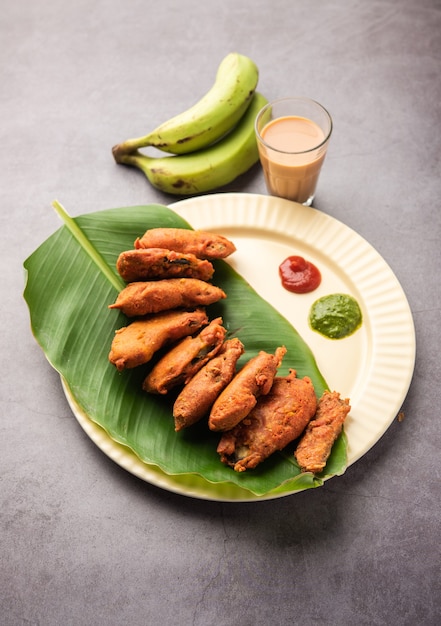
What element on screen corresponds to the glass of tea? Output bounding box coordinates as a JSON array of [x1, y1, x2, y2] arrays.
[[255, 97, 333, 206]]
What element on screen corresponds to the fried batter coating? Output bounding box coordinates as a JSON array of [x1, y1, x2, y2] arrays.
[[217, 370, 317, 472], [173, 337, 245, 431], [294, 390, 351, 474], [108, 309, 208, 371], [143, 317, 227, 394], [109, 279, 226, 317], [116, 248, 214, 283], [208, 346, 287, 432], [134, 227, 236, 259]]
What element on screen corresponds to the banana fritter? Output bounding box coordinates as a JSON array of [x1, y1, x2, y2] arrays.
[[134, 227, 236, 259], [173, 337, 245, 431], [116, 248, 214, 283], [208, 346, 287, 432], [217, 370, 317, 472], [294, 390, 351, 473], [143, 317, 227, 394], [108, 309, 208, 371], [109, 278, 226, 317]]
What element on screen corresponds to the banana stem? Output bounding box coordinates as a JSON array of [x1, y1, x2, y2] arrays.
[[112, 137, 152, 162], [113, 149, 154, 176]]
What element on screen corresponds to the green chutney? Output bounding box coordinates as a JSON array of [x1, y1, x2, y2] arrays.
[[309, 293, 362, 339]]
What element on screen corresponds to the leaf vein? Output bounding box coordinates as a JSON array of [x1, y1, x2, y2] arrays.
[[52, 200, 124, 292]]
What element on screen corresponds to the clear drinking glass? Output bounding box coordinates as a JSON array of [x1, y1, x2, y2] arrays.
[[255, 97, 333, 206]]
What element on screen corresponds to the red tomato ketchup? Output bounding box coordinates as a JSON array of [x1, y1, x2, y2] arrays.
[[279, 255, 321, 294]]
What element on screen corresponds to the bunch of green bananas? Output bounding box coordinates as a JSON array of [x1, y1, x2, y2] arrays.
[[112, 53, 267, 195]]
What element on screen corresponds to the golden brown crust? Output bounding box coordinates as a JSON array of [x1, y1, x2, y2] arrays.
[[208, 346, 287, 432], [294, 390, 351, 473], [173, 337, 245, 431], [108, 309, 208, 371], [116, 248, 214, 283], [134, 227, 236, 259], [143, 318, 227, 394], [217, 370, 317, 472], [109, 279, 226, 317]]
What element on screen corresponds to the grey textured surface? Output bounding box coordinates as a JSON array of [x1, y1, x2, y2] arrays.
[[2, 0, 440, 624]]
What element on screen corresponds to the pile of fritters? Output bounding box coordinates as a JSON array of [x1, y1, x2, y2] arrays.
[[108, 227, 351, 474]]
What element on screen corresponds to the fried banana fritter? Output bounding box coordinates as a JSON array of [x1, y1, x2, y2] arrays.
[[134, 227, 236, 259], [143, 317, 227, 394], [109, 278, 226, 317], [208, 346, 287, 432], [116, 248, 214, 283], [217, 370, 317, 472], [173, 337, 245, 432], [294, 390, 351, 474], [108, 309, 208, 371]]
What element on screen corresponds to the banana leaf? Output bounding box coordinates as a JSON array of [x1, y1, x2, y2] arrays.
[[23, 203, 347, 497]]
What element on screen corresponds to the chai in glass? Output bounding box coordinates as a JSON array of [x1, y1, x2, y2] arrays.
[[255, 98, 332, 206]]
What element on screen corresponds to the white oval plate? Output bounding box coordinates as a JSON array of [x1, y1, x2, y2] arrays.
[[69, 193, 416, 501]]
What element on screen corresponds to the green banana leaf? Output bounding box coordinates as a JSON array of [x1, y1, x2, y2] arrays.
[[23, 203, 347, 497]]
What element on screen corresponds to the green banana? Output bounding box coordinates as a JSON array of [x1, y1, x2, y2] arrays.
[[112, 52, 259, 157], [113, 92, 268, 195]]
